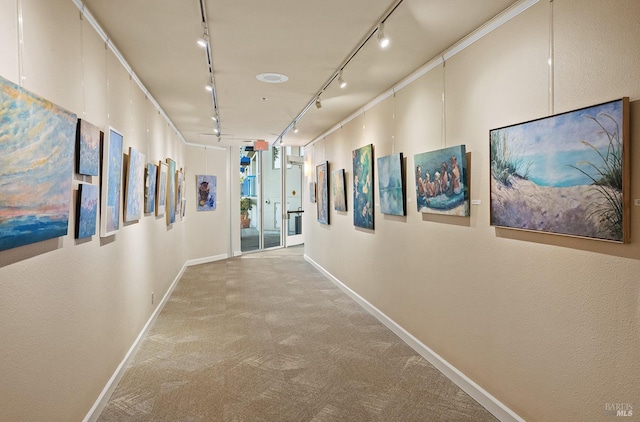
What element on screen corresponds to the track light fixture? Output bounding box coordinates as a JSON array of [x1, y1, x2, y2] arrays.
[[338, 70, 347, 89], [197, 35, 208, 48], [377, 22, 390, 48], [293, 124, 299, 134], [315, 97, 322, 109]]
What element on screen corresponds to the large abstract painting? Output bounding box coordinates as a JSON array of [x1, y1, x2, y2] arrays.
[[156, 161, 168, 217], [0, 76, 76, 251], [316, 161, 329, 225], [100, 127, 124, 237], [124, 147, 145, 222], [414, 145, 469, 216], [166, 158, 176, 224], [196, 175, 217, 212], [377, 153, 405, 216], [352, 144, 374, 229], [332, 169, 347, 211], [144, 163, 157, 214], [76, 183, 98, 239], [76, 119, 101, 176], [490, 98, 629, 242]]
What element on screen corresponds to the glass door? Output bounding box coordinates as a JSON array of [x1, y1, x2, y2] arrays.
[[285, 148, 304, 247]]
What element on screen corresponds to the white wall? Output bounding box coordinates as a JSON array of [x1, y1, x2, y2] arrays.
[[304, 1, 640, 421], [0, 0, 228, 420]]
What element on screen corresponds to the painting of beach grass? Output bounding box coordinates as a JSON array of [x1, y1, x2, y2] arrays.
[[414, 145, 469, 217], [124, 147, 145, 222], [353, 144, 374, 229], [156, 161, 168, 217], [332, 169, 347, 212], [166, 158, 176, 225], [0, 76, 76, 251], [316, 161, 329, 225], [100, 127, 124, 237], [377, 153, 405, 216], [76, 183, 98, 239], [196, 175, 217, 212], [490, 98, 629, 242], [144, 163, 157, 214], [76, 119, 101, 176]]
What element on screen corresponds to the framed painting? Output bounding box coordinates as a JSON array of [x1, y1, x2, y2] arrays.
[[166, 158, 176, 224], [124, 147, 145, 222], [414, 145, 469, 216], [377, 153, 405, 216], [76, 119, 101, 176], [309, 182, 316, 203], [490, 98, 629, 242], [76, 183, 98, 239], [176, 169, 184, 220], [332, 169, 347, 211], [144, 163, 157, 214], [0, 76, 76, 251], [156, 161, 168, 217], [196, 175, 217, 212], [352, 144, 374, 229], [316, 161, 329, 225], [100, 127, 124, 237]]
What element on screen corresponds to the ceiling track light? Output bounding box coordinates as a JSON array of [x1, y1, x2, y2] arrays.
[[338, 70, 347, 89], [197, 35, 208, 48], [315, 97, 322, 109], [378, 22, 390, 48], [293, 124, 299, 134]]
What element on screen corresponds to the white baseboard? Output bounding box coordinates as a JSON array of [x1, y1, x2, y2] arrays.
[[304, 254, 525, 422], [83, 262, 188, 422], [185, 253, 229, 267]]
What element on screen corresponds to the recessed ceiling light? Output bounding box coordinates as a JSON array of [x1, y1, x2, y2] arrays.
[[256, 73, 289, 84]]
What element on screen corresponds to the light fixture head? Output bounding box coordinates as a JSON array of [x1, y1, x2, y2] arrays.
[[213, 127, 219, 134], [197, 35, 208, 48], [205, 83, 214, 92], [338, 70, 347, 89], [293, 124, 299, 134], [211, 116, 217, 122], [315, 97, 322, 109], [377, 22, 390, 49]]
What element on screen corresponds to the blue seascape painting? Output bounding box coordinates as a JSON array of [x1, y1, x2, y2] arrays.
[[76, 183, 98, 239], [145, 163, 157, 214], [196, 175, 217, 212], [124, 147, 145, 222], [352, 144, 374, 229], [0, 75, 76, 251], [77, 119, 101, 176], [377, 153, 405, 216], [100, 127, 123, 237], [414, 145, 469, 216]]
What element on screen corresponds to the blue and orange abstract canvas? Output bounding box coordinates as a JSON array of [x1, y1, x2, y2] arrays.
[[352, 144, 374, 229], [124, 147, 145, 222], [76, 183, 98, 239], [100, 127, 124, 237], [77, 119, 101, 176], [0, 75, 76, 251]]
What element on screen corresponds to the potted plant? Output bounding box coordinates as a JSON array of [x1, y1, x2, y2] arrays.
[[240, 197, 252, 228]]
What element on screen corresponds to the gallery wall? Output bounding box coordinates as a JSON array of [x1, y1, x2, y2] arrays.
[[304, 1, 639, 421], [0, 0, 228, 420]]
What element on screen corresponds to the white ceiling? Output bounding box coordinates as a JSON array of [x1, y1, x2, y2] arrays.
[[81, 0, 519, 148]]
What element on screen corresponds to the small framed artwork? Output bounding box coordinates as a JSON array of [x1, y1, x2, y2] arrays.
[[352, 144, 374, 229], [124, 147, 145, 223], [332, 169, 347, 211], [76, 119, 101, 176], [176, 169, 184, 219], [76, 183, 98, 239], [490, 98, 629, 242], [414, 145, 469, 216], [100, 127, 124, 237], [196, 175, 217, 211], [156, 160, 168, 217], [377, 152, 405, 216], [316, 161, 329, 225], [144, 163, 157, 214], [166, 158, 176, 225]]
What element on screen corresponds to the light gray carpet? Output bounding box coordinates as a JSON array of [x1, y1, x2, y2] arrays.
[[97, 247, 497, 421]]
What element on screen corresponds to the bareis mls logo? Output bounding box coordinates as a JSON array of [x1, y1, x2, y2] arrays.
[[605, 403, 633, 417]]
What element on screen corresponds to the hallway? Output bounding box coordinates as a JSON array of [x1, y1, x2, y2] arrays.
[[97, 247, 496, 421]]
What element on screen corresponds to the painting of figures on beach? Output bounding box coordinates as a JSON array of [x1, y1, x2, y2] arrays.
[[0, 76, 76, 251], [490, 98, 629, 242], [377, 153, 405, 216], [332, 169, 347, 212], [77, 119, 101, 176], [100, 127, 123, 237], [353, 144, 374, 229], [196, 175, 217, 212], [316, 162, 329, 225], [124, 147, 145, 222], [76, 183, 98, 239], [414, 145, 468, 216]]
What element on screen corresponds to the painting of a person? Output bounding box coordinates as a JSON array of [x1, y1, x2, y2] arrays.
[[450, 155, 462, 194], [415, 165, 428, 209]]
